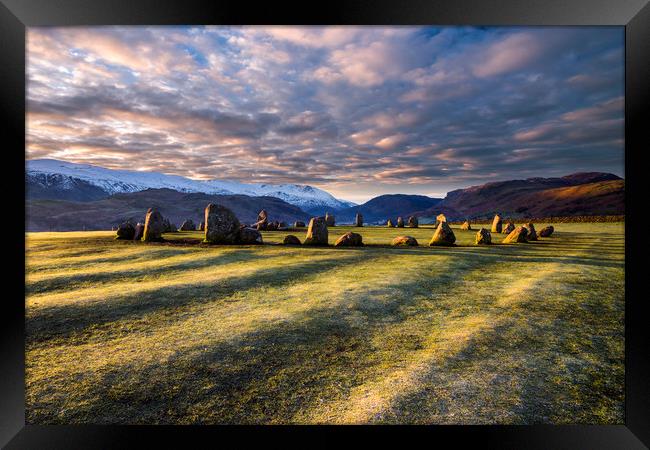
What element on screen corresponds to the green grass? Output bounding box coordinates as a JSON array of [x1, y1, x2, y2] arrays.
[[25, 222, 625, 424]]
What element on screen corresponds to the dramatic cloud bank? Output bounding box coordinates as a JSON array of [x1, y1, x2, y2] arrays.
[[27, 26, 624, 202]]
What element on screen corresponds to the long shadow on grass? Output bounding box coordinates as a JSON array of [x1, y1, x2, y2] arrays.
[[26, 248, 293, 295], [27, 254, 481, 424], [376, 264, 624, 424], [25, 252, 371, 345]]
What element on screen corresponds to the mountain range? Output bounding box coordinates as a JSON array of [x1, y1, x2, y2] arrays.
[[26, 159, 355, 213], [25, 159, 624, 231]]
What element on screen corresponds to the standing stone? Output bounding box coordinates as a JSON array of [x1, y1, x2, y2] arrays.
[[502, 222, 515, 234], [396, 217, 405, 228], [266, 221, 279, 231], [179, 219, 195, 231], [386, 219, 395, 227], [491, 214, 502, 233], [143, 208, 165, 242], [460, 221, 472, 230], [355, 213, 363, 227], [429, 222, 456, 246], [392, 235, 418, 246], [239, 227, 263, 244], [334, 232, 363, 247], [133, 223, 145, 241], [325, 212, 336, 227], [502, 226, 529, 244], [204, 203, 241, 244], [539, 226, 554, 237], [475, 228, 491, 245], [283, 235, 301, 245], [115, 222, 135, 240], [294, 221, 306, 228], [255, 210, 268, 228], [525, 223, 538, 241], [199, 221, 205, 231], [304, 217, 328, 245], [407, 216, 419, 228]]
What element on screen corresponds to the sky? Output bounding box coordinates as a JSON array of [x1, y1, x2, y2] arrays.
[[26, 26, 624, 203]]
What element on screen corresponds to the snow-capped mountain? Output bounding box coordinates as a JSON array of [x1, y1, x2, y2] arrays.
[[26, 159, 356, 212]]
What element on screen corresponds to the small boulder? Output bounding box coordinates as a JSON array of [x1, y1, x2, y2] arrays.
[[539, 225, 554, 237], [133, 223, 145, 241], [502, 222, 515, 234], [392, 235, 418, 246], [460, 221, 472, 230], [525, 223, 538, 241], [491, 214, 502, 233], [283, 235, 301, 245], [475, 228, 491, 245], [304, 217, 328, 246], [502, 226, 529, 244], [407, 216, 419, 228], [179, 219, 195, 231], [143, 209, 165, 242], [355, 213, 363, 227], [239, 227, 263, 244], [396, 217, 405, 228], [115, 222, 135, 240], [334, 232, 363, 247], [429, 222, 456, 246], [325, 212, 336, 227], [294, 221, 305, 228], [204, 203, 241, 244]]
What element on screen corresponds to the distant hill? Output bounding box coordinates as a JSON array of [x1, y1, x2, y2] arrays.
[[335, 194, 442, 224], [417, 172, 624, 220], [26, 188, 312, 231]]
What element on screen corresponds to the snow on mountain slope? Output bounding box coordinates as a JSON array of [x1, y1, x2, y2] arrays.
[[26, 159, 355, 211]]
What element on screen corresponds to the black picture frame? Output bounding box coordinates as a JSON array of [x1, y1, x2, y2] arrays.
[[2, 0, 648, 447]]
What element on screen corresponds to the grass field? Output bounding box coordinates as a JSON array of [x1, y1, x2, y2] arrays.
[[25, 222, 625, 424]]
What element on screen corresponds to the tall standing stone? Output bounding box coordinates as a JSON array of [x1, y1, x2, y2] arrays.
[[491, 214, 502, 233], [325, 212, 336, 227], [254, 210, 268, 230], [204, 203, 241, 244], [304, 217, 328, 245], [355, 213, 363, 227], [143, 208, 165, 242], [386, 219, 395, 227], [396, 217, 405, 228], [407, 216, 419, 228], [429, 222, 456, 246]]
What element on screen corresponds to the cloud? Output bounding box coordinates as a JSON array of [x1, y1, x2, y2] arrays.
[[26, 26, 624, 202]]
